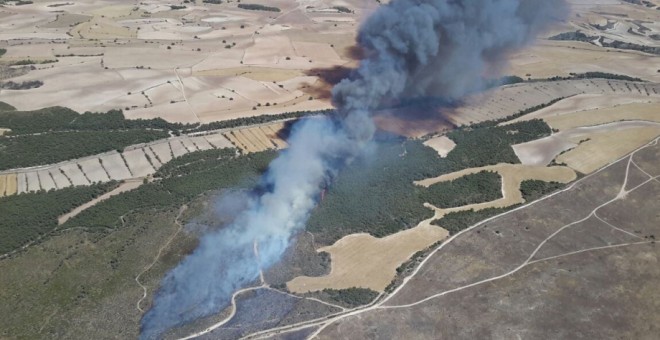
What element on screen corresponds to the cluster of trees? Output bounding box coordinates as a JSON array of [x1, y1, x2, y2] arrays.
[[0, 80, 43, 90], [445, 119, 552, 168], [433, 206, 518, 236], [62, 149, 276, 231], [544, 72, 643, 82], [0, 106, 187, 135], [0, 130, 169, 170], [550, 30, 660, 55], [0, 105, 196, 170], [191, 109, 332, 133], [419, 171, 502, 208], [8, 59, 57, 66], [306, 140, 440, 245], [237, 3, 280, 12], [308, 120, 553, 245], [0, 182, 117, 254], [520, 179, 565, 202], [0, 101, 15, 111], [0, 48, 6, 57], [307, 288, 379, 308], [333, 6, 352, 13], [0, 103, 331, 136]]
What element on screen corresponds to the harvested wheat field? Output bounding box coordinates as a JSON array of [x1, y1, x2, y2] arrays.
[[556, 126, 660, 174], [544, 102, 660, 131], [59, 164, 90, 187], [37, 170, 57, 192], [26, 172, 41, 192], [416, 163, 577, 216], [0, 175, 6, 197], [99, 153, 133, 181], [505, 94, 660, 126], [287, 223, 449, 293], [223, 123, 289, 153], [4, 173, 17, 196], [122, 149, 155, 178], [423, 136, 456, 157], [49, 168, 71, 189], [203, 134, 234, 149]]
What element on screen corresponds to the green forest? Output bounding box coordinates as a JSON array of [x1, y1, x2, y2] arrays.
[[0, 182, 117, 254], [419, 171, 502, 208], [308, 119, 553, 245], [0, 130, 169, 170], [62, 149, 276, 231], [306, 287, 379, 308]]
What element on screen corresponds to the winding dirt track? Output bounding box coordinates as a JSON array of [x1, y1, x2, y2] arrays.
[[135, 205, 188, 312]]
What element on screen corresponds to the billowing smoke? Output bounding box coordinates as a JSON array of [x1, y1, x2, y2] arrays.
[[140, 0, 567, 338]]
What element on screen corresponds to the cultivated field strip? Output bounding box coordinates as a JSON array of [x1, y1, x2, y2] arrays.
[[0, 122, 287, 196], [222, 124, 288, 154], [445, 80, 660, 126]]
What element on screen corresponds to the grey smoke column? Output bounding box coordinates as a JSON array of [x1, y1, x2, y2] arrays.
[[140, 0, 567, 338], [333, 0, 567, 139]]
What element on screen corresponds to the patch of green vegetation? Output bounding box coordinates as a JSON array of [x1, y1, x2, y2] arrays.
[[419, 171, 501, 208], [7, 59, 57, 66], [202, 0, 222, 3], [434, 206, 519, 236], [0, 80, 43, 90], [0, 106, 185, 135], [385, 240, 443, 293], [333, 6, 352, 13], [0, 203, 197, 339], [520, 179, 565, 202], [0, 182, 117, 255], [191, 109, 331, 133], [0, 101, 16, 111], [0, 130, 169, 170], [544, 71, 644, 82], [62, 149, 276, 231], [237, 3, 281, 12], [550, 31, 660, 56], [306, 287, 379, 308], [445, 119, 552, 167], [499, 75, 524, 85], [307, 140, 440, 244], [0, 48, 6, 58], [308, 120, 552, 245]]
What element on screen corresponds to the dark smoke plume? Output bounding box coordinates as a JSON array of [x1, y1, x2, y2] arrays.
[[140, 0, 567, 338]]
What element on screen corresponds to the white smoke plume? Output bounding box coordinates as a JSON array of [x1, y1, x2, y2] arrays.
[[140, 0, 567, 338]]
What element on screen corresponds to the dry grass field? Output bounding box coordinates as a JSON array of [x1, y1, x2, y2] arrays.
[[0, 0, 373, 123], [287, 223, 448, 293], [223, 121, 289, 153], [423, 136, 456, 157], [544, 102, 660, 130], [556, 126, 660, 174]]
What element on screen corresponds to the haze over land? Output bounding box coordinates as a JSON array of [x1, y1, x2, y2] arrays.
[[0, 0, 659, 339]]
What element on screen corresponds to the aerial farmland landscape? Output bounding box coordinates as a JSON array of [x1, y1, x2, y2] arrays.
[[0, 0, 658, 339]]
